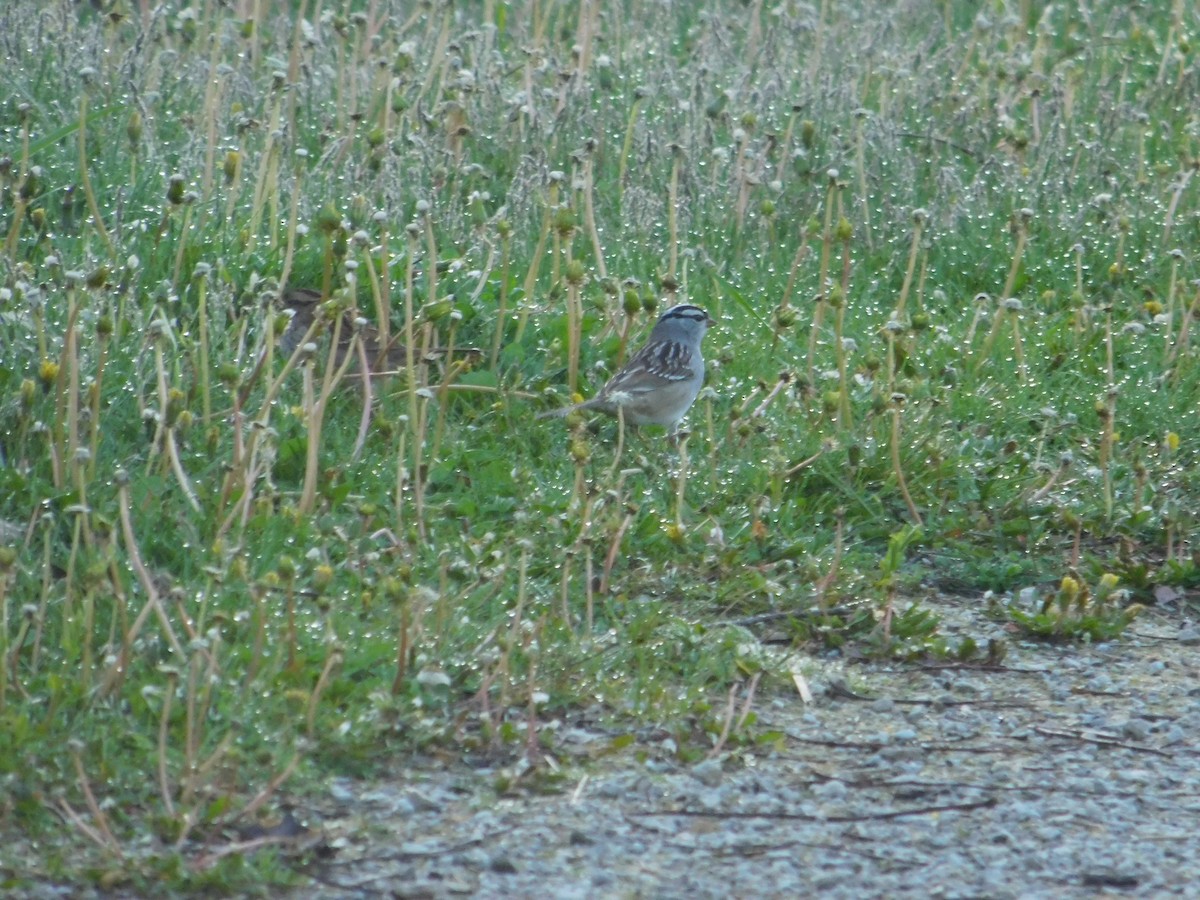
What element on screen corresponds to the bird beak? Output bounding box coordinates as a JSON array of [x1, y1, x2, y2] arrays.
[[706, 311, 717, 326]]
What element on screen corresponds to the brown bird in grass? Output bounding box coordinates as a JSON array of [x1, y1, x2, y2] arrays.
[[277, 288, 479, 375]]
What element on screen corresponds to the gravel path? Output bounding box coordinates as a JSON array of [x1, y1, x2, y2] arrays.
[[299, 594, 1200, 898]]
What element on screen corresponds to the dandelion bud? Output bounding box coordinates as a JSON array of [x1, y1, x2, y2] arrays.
[[800, 120, 816, 148], [127, 110, 143, 147], [277, 555, 297, 581], [623, 289, 641, 316], [38, 359, 59, 391], [553, 207, 576, 237], [20, 166, 42, 200], [223, 150, 240, 184], [313, 564, 334, 592], [166, 174, 186, 206], [86, 266, 110, 290]]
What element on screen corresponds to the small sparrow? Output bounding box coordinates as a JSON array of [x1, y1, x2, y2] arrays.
[[278, 289, 478, 374], [540, 303, 715, 437]]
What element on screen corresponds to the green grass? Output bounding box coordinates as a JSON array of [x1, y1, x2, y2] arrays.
[[2, 0, 1198, 890]]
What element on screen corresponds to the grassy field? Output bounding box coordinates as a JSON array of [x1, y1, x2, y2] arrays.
[[2, 0, 1198, 890]]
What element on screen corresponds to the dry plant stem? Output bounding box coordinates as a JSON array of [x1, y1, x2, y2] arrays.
[[707, 672, 762, 759], [182, 652, 203, 801], [734, 130, 752, 231], [1027, 461, 1068, 504], [350, 337, 375, 463], [1156, 0, 1185, 83], [807, 180, 837, 382], [673, 432, 691, 532], [414, 2, 452, 110], [893, 215, 923, 320], [1009, 309, 1027, 381], [243, 587, 268, 689], [813, 509, 845, 608], [524, 621, 544, 763], [392, 597, 411, 695], [7, 608, 35, 701], [3, 113, 33, 258], [1167, 285, 1199, 376], [29, 528, 53, 672], [106, 473, 186, 689], [1100, 312, 1116, 520], [517, 181, 559, 343], [158, 672, 177, 816], [363, 237, 390, 353], [582, 155, 607, 280], [667, 149, 681, 284], [229, 751, 301, 826], [307, 647, 343, 737], [411, 392, 431, 541], [285, 581, 298, 674], [565, 483, 604, 620], [978, 221, 1028, 364], [504, 548, 530, 710], [56, 797, 118, 856], [0, 574, 9, 713], [393, 430, 407, 538], [299, 314, 356, 515], [773, 229, 812, 352], [890, 405, 923, 527], [64, 516, 90, 663], [197, 23, 227, 197], [422, 214, 441, 351], [750, 375, 790, 421], [429, 320, 466, 463], [170, 200, 197, 289], [3, 188, 28, 262], [246, 82, 284, 251], [1162, 166, 1193, 244], [600, 511, 635, 595], [607, 406, 627, 478], [784, 446, 826, 479], [490, 231, 512, 369], [585, 547, 595, 634], [835, 238, 854, 427], [277, 156, 306, 303], [566, 276, 583, 396], [76, 90, 114, 258], [146, 333, 170, 466], [71, 746, 123, 855], [854, 114, 872, 250], [46, 305, 74, 490], [62, 287, 83, 481], [618, 96, 643, 195], [193, 277, 212, 427], [574, 0, 598, 78], [167, 428, 202, 512], [401, 233, 422, 425], [964, 295, 989, 346], [1162, 255, 1180, 360]]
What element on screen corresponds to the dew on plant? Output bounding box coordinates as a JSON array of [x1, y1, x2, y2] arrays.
[[0, 0, 1195, 887]]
